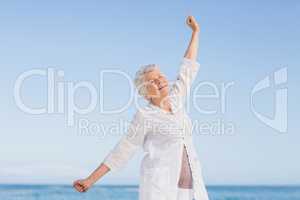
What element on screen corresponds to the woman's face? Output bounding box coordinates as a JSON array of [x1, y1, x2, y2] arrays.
[[143, 68, 169, 101]]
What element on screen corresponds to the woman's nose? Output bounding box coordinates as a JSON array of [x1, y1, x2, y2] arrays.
[[155, 79, 161, 85], [160, 78, 166, 85]]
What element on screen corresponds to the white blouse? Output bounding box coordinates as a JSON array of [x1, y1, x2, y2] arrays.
[[102, 58, 210, 200]]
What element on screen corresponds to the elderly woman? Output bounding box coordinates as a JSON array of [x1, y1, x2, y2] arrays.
[[73, 16, 209, 200]]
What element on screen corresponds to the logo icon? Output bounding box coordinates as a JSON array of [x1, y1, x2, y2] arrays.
[[250, 67, 288, 133]]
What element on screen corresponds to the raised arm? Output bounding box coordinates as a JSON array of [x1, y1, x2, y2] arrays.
[[171, 16, 201, 108], [184, 16, 200, 61]]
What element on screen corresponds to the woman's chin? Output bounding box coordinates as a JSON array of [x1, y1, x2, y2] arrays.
[[160, 88, 169, 96]]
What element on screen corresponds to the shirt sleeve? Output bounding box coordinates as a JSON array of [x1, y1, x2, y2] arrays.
[[172, 58, 200, 103], [102, 110, 147, 172]]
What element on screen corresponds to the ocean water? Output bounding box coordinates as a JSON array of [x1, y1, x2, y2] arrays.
[[0, 185, 299, 200]]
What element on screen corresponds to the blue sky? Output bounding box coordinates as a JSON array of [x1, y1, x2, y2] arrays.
[[0, 0, 299, 185]]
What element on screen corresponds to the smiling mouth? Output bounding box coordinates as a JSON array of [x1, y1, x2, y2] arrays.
[[159, 85, 168, 90]]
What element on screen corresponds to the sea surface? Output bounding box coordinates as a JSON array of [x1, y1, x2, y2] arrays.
[[0, 184, 299, 200]]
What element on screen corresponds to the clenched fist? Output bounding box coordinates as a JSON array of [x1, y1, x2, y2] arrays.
[[73, 179, 92, 193], [186, 16, 200, 33]]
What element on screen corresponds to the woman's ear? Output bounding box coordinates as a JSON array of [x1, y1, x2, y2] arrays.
[[144, 92, 153, 102], [144, 94, 151, 101]]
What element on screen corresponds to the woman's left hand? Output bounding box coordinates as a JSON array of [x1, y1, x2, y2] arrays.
[[186, 16, 200, 33]]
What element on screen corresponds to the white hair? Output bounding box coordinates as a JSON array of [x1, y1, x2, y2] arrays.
[[134, 64, 159, 97]]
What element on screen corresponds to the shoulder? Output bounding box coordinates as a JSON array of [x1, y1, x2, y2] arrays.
[[133, 105, 150, 120]]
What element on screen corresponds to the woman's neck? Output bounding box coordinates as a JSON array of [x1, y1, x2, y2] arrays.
[[151, 97, 172, 113]]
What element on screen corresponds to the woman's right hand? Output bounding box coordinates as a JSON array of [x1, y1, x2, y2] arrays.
[[73, 178, 93, 193]]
